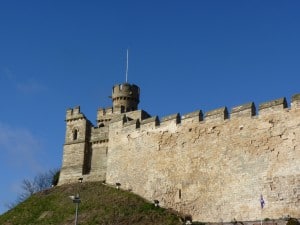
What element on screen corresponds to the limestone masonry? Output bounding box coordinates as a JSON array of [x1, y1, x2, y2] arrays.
[[59, 82, 300, 222]]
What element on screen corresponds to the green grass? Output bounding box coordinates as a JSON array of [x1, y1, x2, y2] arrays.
[[0, 181, 182, 225]]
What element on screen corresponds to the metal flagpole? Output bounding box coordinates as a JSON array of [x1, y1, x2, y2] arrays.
[[125, 49, 129, 83]]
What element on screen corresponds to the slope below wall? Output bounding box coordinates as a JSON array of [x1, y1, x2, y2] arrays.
[[106, 109, 300, 222]]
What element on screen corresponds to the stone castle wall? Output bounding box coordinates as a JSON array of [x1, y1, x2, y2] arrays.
[[106, 96, 300, 222], [59, 107, 92, 183], [59, 91, 300, 223]]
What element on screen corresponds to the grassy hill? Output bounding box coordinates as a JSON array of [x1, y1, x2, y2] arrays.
[[0, 181, 183, 225]]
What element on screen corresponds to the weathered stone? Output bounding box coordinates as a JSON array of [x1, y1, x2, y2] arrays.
[[59, 83, 300, 223], [231, 102, 256, 118]]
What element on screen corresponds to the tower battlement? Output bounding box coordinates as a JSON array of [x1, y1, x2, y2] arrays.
[[97, 107, 113, 127], [59, 82, 300, 223], [66, 106, 86, 121], [112, 83, 140, 113]]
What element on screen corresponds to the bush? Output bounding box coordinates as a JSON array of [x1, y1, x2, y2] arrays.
[[287, 218, 300, 225], [51, 170, 60, 186]]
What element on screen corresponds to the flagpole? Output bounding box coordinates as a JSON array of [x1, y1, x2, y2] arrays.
[[125, 49, 128, 83]]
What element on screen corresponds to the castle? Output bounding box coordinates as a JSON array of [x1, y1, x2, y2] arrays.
[[59, 82, 300, 222]]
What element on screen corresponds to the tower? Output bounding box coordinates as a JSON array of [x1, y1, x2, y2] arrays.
[[112, 83, 140, 113], [59, 82, 143, 185], [59, 106, 92, 184]]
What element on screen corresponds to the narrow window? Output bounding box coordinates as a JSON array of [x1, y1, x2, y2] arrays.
[[73, 129, 78, 140], [121, 106, 125, 113], [179, 189, 181, 199]]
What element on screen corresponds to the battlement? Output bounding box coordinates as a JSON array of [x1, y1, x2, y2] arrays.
[[97, 107, 114, 127], [259, 97, 288, 114], [112, 83, 140, 112], [140, 116, 160, 128], [161, 113, 181, 126], [60, 85, 300, 223], [112, 83, 140, 98], [97, 107, 113, 116], [291, 93, 300, 108], [108, 94, 300, 131], [205, 106, 229, 122], [111, 93, 300, 133], [231, 102, 256, 118], [66, 106, 86, 121]]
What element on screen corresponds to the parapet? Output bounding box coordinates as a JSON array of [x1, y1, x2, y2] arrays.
[[141, 116, 160, 126], [291, 94, 300, 109], [97, 107, 113, 117], [112, 83, 140, 100], [161, 113, 181, 124], [97, 107, 114, 127], [124, 119, 140, 129], [102, 93, 300, 133], [205, 107, 228, 122], [112, 83, 140, 112], [259, 97, 287, 115], [126, 110, 151, 121], [231, 102, 256, 119], [66, 106, 86, 121], [181, 110, 203, 125], [140, 116, 160, 130]]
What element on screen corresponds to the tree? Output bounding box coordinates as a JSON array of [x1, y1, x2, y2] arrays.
[[51, 170, 60, 186], [6, 169, 60, 209]]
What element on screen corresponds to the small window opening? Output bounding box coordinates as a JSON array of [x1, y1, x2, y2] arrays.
[[179, 189, 181, 199], [73, 129, 78, 140], [121, 106, 125, 113]]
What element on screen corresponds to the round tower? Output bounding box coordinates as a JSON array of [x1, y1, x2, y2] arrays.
[[112, 83, 140, 113]]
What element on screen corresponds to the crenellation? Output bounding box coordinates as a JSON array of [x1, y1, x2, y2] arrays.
[[97, 107, 114, 127], [97, 107, 113, 116], [181, 110, 203, 125], [59, 82, 300, 223], [124, 119, 140, 129], [66, 106, 86, 121], [125, 110, 151, 121], [205, 106, 229, 122], [231, 102, 256, 119], [141, 116, 159, 126], [161, 113, 181, 124], [112, 83, 140, 113], [73, 106, 80, 114], [291, 94, 300, 109], [259, 97, 288, 115], [105, 107, 113, 115], [66, 108, 73, 117]]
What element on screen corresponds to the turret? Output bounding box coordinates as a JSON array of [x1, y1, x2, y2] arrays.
[[112, 83, 140, 113], [59, 106, 92, 185]]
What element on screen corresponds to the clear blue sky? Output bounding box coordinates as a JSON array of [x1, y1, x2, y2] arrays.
[[0, 0, 300, 214]]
